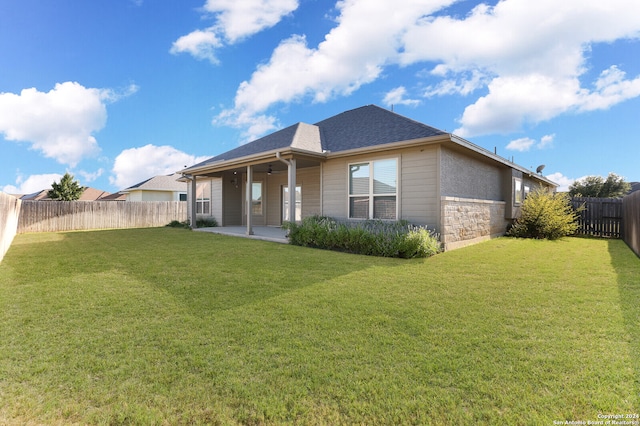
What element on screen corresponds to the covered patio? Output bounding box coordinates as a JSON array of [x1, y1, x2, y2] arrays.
[[194, 226, 289, 244]]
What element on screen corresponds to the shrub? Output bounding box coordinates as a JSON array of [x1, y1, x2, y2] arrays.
[[166, 218, 218, 229], [507, 187, 580, 240], [196, 217, 218, 228], [166, 220, 190, 228], [283, 216, 440, 258]]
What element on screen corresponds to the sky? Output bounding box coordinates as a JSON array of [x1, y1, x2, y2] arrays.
[[1, 0, 639, 195]]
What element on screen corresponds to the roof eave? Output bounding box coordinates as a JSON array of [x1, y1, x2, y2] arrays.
[[179, 147, 326, 176], [324, 134, 452, 159]]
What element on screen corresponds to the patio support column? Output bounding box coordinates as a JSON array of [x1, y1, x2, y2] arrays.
[[246, 165, 254, 235], [287, 158, 297, 223], [189, 175, 197, 229]]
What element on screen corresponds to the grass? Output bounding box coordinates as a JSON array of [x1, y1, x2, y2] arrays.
[[0, 228, 639, 425]]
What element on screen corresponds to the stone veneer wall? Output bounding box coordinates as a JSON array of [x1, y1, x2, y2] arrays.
[[441, 196, 510, 251]]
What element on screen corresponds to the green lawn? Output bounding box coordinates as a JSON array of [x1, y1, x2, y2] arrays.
[[0, 228, 638, 425]]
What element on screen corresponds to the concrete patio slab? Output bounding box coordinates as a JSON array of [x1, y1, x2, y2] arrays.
[[193, 226, 288, 244]]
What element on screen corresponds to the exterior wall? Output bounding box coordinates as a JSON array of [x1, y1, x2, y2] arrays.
[[223, 174, 243, 226], [441, 197, 510, 251], [211, 178, 223, 223], [401, 146, 439, 228], [321, 146, 439, 228], [0, 192, 21, 263], [126, 190, 184, 202], [265, 166, 321, 226], [440, 147, 503, 200]]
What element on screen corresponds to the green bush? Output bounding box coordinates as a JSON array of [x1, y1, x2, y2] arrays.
[[166, 220, 190, 228], [166, 218, 218, 229], [283, 216, 440, 258], [507, 187, 580, 240], [196, 217, 218, 228]]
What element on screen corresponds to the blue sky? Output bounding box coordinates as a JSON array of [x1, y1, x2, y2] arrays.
[[1, 0, 639, 195]]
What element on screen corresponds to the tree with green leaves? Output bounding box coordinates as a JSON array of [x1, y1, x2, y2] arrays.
[[48, 173, 86, 201], [568, 173, 631, 198]]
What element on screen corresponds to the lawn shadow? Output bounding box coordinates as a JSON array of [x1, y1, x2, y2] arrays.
[[608, 239, 640, 410], [27, 228, 408, 314]]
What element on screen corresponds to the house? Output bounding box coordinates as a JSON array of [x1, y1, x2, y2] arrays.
[[121, 173, 187, 202], [19, 187, 112, 201], [180, 105, 557, 250]]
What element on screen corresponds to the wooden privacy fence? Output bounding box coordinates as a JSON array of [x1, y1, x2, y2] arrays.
[[571, 197, 623, 238], [18, 201, 187, 233], [622, 191, 640, 258]]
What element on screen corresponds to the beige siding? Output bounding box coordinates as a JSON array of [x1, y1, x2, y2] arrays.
[[401, 146, 439, 227], [321, 158, 349, 218], [141, 191, 174, 202], [299, 167, 321, 219], [223, 175, 243, 226], [321, 147, 439, 226], [211, 178, 223, 222], [265, 166, 321, 225]]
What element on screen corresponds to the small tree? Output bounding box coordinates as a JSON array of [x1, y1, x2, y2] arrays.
[[508, 187, 580, 240], [48, 173, 85, 201], [568, 173, 631, 198]]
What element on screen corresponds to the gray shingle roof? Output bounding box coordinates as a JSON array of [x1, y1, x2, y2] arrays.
[[187, 105, 447, 170], [316, 105, 446, 152], [125, 173, 186, 191]]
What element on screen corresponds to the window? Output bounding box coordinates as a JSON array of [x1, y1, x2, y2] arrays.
[[196, 181, 211, 214], [349, 159, 397, 220], [252, 182, 262, 215], [179, 193, 187, 201], [514, 178, 523, 205], [524, 185, 530, 199], [282, 185, 302, 222]]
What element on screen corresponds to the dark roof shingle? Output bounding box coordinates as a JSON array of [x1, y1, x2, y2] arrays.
[[186, 105, 447, 171]]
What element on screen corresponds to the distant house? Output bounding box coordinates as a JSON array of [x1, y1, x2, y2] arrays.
[[121, 173, 187, 202], [19, 187, 112, 201], [629, 182, 640, 194], [181, 105, 557, 250]]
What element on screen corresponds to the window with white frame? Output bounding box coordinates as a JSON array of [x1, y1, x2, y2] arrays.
[[251, 182, 263, 215], [196, 181, 211, 214], [514, 178, 523, 205], [349, 159, 398, 220]]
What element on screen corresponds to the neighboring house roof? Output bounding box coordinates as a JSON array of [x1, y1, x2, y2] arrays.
[[630, 182, 640, 194], [99, 192, 127, 201], [123, 173, 187, 193], [20, 187, 111, 201], [183, 104, 557, 187]]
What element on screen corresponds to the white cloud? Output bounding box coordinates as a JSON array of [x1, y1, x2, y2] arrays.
[[506, 137, 535, 152], [171, 0, 299, 62], [424, 70, 487, 97], [110, 144, 210, 189], [545, 172, 577, 192], [506, 133, 555, 152], [578, 66, 640, 112], [203, 0, 299, 43], [204, 0, 640, 142], [0, 82, 137, 167], [2, 173, 63, 195], [397, 0, 640, 136], [383, 87, 420, 107], [78, 168, 104, 183], [538, 134, 555, 149], [170, 28, 223, 64], [217, 0, 456, 138]]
